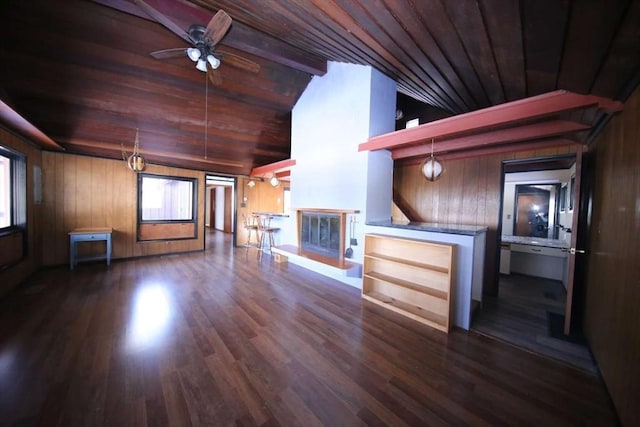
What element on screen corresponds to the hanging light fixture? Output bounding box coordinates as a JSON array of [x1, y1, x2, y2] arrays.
[[269, 174, 280, 187], [207, 54, 220, 69], [247, 180, 256, 188], [195, 58, 207, 72], [186, 47, 201, 62], [122, 128, 146, 172], [420, 139, 443, 181]]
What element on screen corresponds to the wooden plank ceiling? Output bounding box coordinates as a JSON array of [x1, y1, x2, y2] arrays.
[[0, 0, 638, 174]]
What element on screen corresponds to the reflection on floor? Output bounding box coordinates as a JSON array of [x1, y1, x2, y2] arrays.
[[472, 274, 598, 374]]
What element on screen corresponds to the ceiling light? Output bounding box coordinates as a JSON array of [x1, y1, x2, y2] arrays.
[[420, 139, 443, 182], [269, 175, 280, 187], [195, 58, 207, 72], [207, 55, 220, 70], [247, 180, 256, 188], [186, 47, 201, 62]]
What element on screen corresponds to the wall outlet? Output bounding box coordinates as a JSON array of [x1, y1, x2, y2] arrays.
[[350, 238, 358, 246]]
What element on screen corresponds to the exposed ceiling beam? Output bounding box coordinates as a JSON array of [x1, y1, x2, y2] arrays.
[[60, 137, 245, 169], [391, 120, 590, 160], [399, 138, 581, 166], [91, 0, 326, 76], [0, 98, 65, 151], [250, 158, 296, 177], [359, 90, 623, 152]]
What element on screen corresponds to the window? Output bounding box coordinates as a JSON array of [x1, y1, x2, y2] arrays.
[[0, 146, 26, 231], [0, 145, 27, 268], [137, 174, 198, 241], [405, 118, 420, 129], [283, 187, 291, 212]]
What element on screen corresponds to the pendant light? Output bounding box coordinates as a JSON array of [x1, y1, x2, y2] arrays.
[[123, 128, 146, 172], [420, 139, 443, 181]]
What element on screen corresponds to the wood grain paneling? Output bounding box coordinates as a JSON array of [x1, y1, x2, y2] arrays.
[[0, 230, 24, 267], [139, 222, 196, 241], [0, 126, 42, 296], [235, 178, 285, 246], [2, 0, 638, 174], [394, 145, 576, 295], [584, 85, 640, 427], [41, 152, 205, 265]]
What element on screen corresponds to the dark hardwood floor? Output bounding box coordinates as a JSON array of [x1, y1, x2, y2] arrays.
[[472, 274, 597, 374], [0, 230, 617, 426]]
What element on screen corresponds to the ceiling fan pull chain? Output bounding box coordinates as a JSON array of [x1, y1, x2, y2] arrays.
[[204, 71, 208, 160]]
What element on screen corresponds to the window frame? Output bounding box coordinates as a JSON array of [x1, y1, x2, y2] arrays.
[[0, 145, 27, 269], [136, 173, 198, 241]]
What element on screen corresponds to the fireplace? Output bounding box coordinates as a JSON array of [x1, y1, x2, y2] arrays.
[[295, 209, 359, 261], [300, 212, 341, 258]]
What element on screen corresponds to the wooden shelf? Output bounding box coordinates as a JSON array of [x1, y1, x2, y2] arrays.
[[363, 291, 448, 332], [364, 271, 447, 300], [365, 252, 449, 274], [362, 234, 454, 332]]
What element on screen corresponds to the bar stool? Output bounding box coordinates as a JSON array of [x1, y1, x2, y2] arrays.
[[257, 215, 279, 254], [242, 214, 259, 246]]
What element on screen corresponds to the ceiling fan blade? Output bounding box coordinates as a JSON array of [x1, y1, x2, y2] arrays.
[[217, 50, 260, 73], [133, 0, 193, 44], [150, 48, 187, 60], [204, 9, 232, 46], [208, 68, 223, 86]]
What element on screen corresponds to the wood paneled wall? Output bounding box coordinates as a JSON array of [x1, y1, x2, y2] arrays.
[[395, 147, 576, 295], [0, 127, 42, 296], [235, 178, 285, 246], [41, 152, 205, 266], [584, 86, 640, 427]]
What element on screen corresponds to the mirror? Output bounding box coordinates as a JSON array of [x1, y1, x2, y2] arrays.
[[502, 155, 576, 243], [513, 184, 558, 239]]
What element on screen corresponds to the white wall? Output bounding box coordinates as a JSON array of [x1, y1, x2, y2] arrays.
[[281, 62, 396, 286], [205, 187, 212, 227], [214, 186, 225, 231]]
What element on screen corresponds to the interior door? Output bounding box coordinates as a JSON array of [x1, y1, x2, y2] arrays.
[[223, 186, 232, 233], [564, 148, 585, 335]]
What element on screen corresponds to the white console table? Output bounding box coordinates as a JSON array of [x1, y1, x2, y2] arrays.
[[69, 227, 113, 270]]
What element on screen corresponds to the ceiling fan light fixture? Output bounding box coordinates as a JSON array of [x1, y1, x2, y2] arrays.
[[207, 54, 221, 70], [195, 58, 207, 72], [186, 47, 201, 62]]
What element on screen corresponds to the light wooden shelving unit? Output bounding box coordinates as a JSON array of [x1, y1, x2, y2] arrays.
[[362, 233, 455, 332]]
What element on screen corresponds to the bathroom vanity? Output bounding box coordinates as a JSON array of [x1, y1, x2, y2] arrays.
[[501, 235, 569, 286]]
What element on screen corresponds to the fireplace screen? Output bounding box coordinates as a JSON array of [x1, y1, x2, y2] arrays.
[[300, 212, 341, 258]]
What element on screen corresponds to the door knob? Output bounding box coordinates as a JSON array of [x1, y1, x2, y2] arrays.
[[569, 248, 586, 254]]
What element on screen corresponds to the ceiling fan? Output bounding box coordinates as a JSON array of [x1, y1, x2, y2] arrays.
[[134, 0, 260, 84]]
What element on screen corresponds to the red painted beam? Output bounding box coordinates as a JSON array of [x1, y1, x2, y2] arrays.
[[250, 158, 296, 176], [391, 120, 590, 160], [399, 138, 580, 166], [0, 99, 64, 151], [359, 90, 623, 152]]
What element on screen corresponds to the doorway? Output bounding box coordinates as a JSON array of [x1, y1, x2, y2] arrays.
[[473, 154, 596, 372], [205, 175, 236, 247]]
